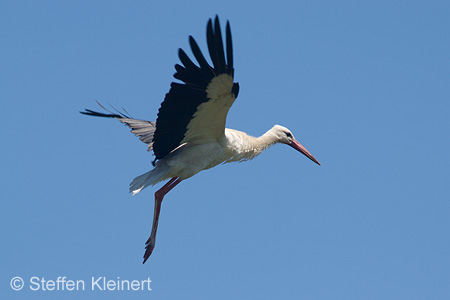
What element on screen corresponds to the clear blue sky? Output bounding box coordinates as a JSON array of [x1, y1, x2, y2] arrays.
[[2, 1, 449, 299]]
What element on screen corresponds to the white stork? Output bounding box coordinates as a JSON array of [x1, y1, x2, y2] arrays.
[[81, 16, 320, 264]]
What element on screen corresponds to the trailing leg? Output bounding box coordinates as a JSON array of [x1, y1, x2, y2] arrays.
[[143, 177, 182, 263]]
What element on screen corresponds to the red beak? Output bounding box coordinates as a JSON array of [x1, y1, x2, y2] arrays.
[[289, 139, 321, 166]]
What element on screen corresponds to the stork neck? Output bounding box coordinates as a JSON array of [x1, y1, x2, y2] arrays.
[[242, 129, 278, 157], [224, 128, 279, 162], [251, 130, 278, 152]]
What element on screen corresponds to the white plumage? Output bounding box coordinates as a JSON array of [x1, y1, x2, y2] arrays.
[[129, 125, 317, 195], [81, 16, 320, 263]]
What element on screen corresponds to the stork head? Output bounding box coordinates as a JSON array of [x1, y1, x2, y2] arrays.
[[272, 125, 321, 165]]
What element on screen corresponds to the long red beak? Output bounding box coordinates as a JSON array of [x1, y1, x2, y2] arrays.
[[289, 139, 321, 166]]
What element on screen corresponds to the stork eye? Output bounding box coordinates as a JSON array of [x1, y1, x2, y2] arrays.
[[286, 132, 293, 138]]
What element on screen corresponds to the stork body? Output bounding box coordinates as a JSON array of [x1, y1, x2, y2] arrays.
[[130, 125, 318, 195], [81, 16, 320, 263]]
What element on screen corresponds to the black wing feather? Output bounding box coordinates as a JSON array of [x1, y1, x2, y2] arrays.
[[153, 16, 237, 160], [226, 21, 234, 75], [213, 16, 226, 73], [189, 36, 215, 76]]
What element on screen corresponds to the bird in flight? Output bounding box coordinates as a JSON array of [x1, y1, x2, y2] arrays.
[[81, 15, 320, 264]]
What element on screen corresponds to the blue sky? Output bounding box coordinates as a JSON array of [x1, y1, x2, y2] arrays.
[[2, 1, 449, 299]]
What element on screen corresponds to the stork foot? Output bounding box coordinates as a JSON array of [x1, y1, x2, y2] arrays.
[[143, 237, 155, 264]]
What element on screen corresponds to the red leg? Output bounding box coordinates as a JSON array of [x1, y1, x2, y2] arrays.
[[143, 177, 181, 264]]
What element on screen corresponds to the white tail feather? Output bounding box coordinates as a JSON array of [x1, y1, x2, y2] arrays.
[[129, 164, 170, 195]]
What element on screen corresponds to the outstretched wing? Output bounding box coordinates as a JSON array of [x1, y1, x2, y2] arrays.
[[80, 109, 156, 152], [152, 15, 240, 161]]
